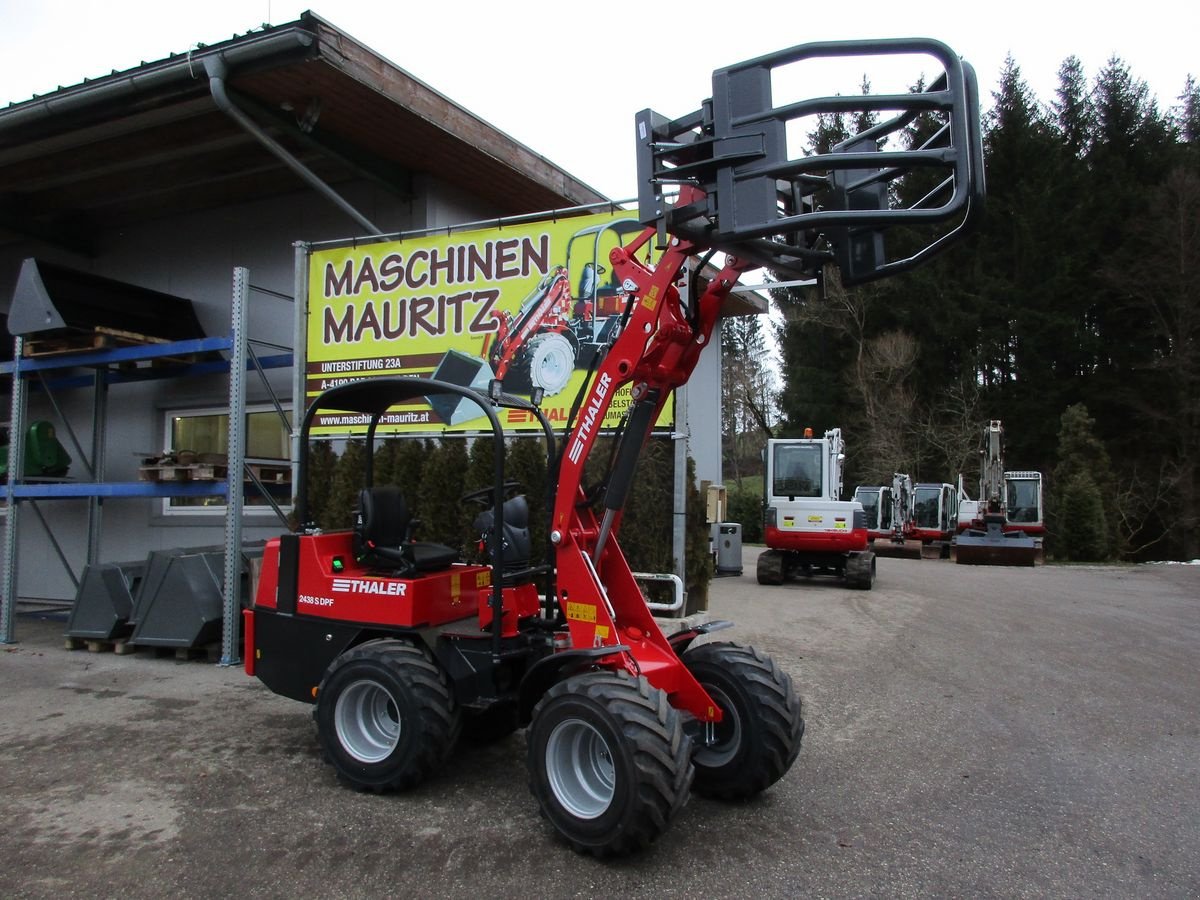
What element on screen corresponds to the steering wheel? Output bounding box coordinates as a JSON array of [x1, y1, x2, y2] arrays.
[[461, 481, 523, 506]]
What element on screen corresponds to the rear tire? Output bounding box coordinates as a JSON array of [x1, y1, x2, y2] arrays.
[[315, 639, 460, 792], [527, 670, 693, 856], [683, 642, 804, 800], [845, 551, 876, 590], [756, 549, 785, 585]]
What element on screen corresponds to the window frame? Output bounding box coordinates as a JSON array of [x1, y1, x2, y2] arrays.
[[159, 403, 293, 517]]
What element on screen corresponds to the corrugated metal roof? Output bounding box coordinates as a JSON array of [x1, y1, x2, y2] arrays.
[[0, 12, 609, 254]]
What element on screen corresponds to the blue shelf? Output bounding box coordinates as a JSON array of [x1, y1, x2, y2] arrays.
[[7, 481, 230, 499], [2, 334, 293, 503], [0, 336, 233, 375], [0, 336, 292, 391]]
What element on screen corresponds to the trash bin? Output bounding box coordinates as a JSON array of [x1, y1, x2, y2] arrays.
[[713, 522, 743, 575]]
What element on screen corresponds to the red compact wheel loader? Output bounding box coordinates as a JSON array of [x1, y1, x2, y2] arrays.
[[246, 38, 984, 856]]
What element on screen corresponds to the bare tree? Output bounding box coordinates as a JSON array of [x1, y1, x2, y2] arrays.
[[783, 270, 926, 482], [914, 378, 984, 486], [851, 330, 920, 483], [1114, 459, 1176, 557]]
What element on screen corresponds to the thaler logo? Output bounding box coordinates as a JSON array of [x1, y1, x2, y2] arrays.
[[331, 579, 408, 596], [568, 372, 613, 463]]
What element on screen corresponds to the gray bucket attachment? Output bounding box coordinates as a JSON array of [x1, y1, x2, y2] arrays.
[[64, 561, 146, 641], [130, 544, 264, 648], [7, 257, 206, 340]]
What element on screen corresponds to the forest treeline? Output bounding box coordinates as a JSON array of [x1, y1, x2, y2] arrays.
[[722, 55, 1199, 561]]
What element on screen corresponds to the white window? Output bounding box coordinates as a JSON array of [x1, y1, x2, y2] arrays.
[[161, 405, 292, 515]]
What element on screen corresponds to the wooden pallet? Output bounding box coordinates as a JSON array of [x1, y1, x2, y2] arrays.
[[63, 636, 221, 661], [138, 643, 223, 662], [245, 463, 290, 484], [64, 636, 137, 655], [138, 463, 229, 482], [23, 326, 170, 358]]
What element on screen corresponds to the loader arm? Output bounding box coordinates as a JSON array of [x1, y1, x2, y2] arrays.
[[550, 192, 749, 721], [553, 37, 985, 722]]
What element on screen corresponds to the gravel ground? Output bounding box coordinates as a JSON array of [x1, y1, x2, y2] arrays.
[[1, 551, 1197, 899]]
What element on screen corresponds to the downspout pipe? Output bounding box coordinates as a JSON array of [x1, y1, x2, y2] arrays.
[[203, 56, 384, 236]]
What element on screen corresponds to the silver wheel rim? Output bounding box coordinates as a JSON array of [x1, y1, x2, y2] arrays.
[[694, 683, 742, 767], [545, 717, 615, 819], [334, 678, 401, 763], [531, 334, 574, 396]]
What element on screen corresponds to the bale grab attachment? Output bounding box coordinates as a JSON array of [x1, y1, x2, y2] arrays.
[[635, 38, 984, 283]]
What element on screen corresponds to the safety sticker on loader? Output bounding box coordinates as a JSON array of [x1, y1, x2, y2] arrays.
[[566, 601, 597, 623]]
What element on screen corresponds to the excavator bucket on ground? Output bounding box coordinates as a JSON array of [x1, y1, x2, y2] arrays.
[[953, 519, 1040, 567], [920, 541, 948, 560], [873, 538, 924, 560]]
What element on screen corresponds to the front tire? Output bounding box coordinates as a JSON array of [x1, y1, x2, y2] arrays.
[[683, 642, 804, 800], [527, 670, 693, 856], [315, 639, 460, 792]]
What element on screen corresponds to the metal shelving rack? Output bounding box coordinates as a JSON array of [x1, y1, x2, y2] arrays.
[[0, 268, 290, 664]]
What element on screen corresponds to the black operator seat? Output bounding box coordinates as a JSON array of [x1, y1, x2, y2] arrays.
[[472, 494, 533, 574], [353, 486, 458, 576]]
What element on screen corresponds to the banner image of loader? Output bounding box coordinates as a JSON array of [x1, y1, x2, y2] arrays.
[[305, 211, 672, 435]]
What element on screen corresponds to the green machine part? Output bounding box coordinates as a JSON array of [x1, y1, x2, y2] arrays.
[[0, 420, 72, 478]]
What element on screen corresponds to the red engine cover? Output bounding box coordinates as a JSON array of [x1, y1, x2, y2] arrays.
[[256, 532, 490, 629]]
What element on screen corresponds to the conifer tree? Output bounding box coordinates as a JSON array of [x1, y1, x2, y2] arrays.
[[465, 436, 502, 494], [1177, 76, 1200, 145], [1118, 167, 1200, 559], [371, 437, 400, 486], [416, 437, 468, 549], [323, 439, 365, 531], [972, 57, 1069, 466], [390, 437, 429, 490], [1052, 55, 1093, 158], [1051, 404, 1118, 559], [303, 439, 337, 528], [507, 436, 550, 564], [720, 313, 776, 486]]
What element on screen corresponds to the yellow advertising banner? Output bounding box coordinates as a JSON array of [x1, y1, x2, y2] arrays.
[[305, 210, 675, 435]]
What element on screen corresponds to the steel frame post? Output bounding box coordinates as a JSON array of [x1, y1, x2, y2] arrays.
[[291, 242, 309, 500], [1, 336, 26, 643], [87, 371, 108, 565], [220, 268, 249, 666]]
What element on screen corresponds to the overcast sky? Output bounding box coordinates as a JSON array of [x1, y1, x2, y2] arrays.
[[2, 0, 1196, 200]]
